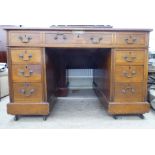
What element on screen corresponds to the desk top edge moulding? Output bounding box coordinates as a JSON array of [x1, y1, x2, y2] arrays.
[[5, 25, 153, 120], [4, 25, 152, 31]]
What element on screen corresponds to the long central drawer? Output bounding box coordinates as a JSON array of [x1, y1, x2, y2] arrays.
[[45, 31, 113, 46]]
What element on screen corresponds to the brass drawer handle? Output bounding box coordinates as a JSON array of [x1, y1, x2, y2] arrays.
[[123, 55, 136, 62], [20, 88, 35, 96], [18, 35, 32, 43], [19, 66, 33, 77], [90, 37, 103, 44], [19, 51, 32, 61], [123, 70, 136, 78], [121, 87, 135, 94], [54, 33, 67, 40], [124, 36, 137, 44]]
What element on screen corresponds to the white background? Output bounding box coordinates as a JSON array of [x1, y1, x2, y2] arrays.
[[0, 0, 155, 154]]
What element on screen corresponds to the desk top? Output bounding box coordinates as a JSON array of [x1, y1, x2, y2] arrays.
[[4, 25, 153, 32]]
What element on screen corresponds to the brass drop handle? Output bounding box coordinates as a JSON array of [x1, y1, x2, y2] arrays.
[[18, 35, 32, 43], [19, 53, 24, 58], [19, 52, 32, 61], [20, 88, 35, 96], [123, 70, 136, 78], [121, 87, 135, 94], [123, 55, 136, 62], [19, 69, 24, 75], [19, 66, 33, 77], [90, 37, 103, 44], [54, 33, 67, 40], [124, 36, 137, 44]]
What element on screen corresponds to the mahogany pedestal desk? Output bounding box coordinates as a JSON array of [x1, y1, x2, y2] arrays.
[[5, 26, 152, 120]]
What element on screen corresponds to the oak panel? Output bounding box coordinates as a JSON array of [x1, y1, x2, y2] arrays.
[[7, 102, 49, 115], [9, 31, 43, 46], [13, 82, 43, 102], [115, 49, 145, 65], [83, 32, 113, 45], [12, 64, 42, 82], [45, 31, 74, 44], [108, 102, 150, 114], [115, 32, 146, 47], [114, 82, 143, 102], [11, 48, 42, 64], [115, 65, 144, 82]]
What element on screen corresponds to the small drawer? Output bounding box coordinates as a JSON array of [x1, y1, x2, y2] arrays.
[[13, 82, 43, 102], [114, 83, 144, 102], [115, 32, 146, 47], [12, 64, 42, 82], [115, 50, 145, 65], [45, 32, 74, 44], [9, 31, 43, 46], [11, 48, 42, 64], [115, 65, 144, 82], [83, 32, 113, 45]]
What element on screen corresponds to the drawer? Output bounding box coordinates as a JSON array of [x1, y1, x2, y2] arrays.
[[115, 65, 144, 82], [45, 32, 74, 44], [45, 31, 113, 46], [115, 32, 146, 47], [114, 83, 144, 102], [12, 64, 42, 82], [13, 83, 43, 102], [83, 32, 113, 45], [115, 50, 145, 65], [11, 48, 42, 64], [9, 31, 43, 46]]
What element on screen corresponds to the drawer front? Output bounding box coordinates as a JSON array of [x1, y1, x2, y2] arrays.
[[114, 83, 144, 102], [83, 32, 113, 45], [115, 32, 146, 47], [11, 48, 42, 64], [9, 31, 43, 46], [45, 32, 74, 44], [115, 50, 145, 65], [13, 83, 43, 102], [115, 65, 144, 82], [45, 31, 113, 46], [12, 65, 42, 82]]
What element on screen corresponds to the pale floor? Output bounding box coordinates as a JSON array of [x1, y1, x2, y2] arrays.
[[1, 89, 155, 129]]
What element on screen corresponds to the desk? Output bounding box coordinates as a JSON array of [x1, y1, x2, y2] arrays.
[[5, 26, 152, 120]]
